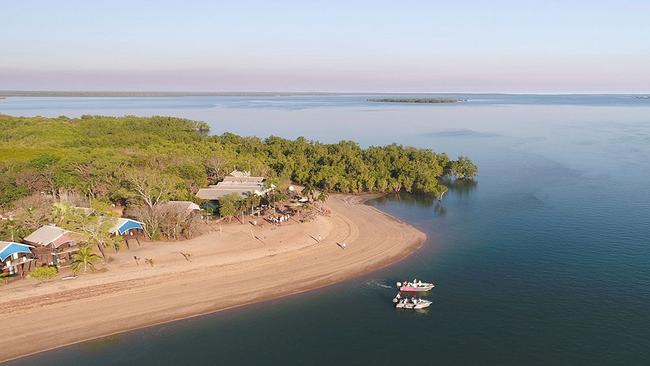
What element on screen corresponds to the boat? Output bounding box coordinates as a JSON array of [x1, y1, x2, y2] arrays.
[[396, 279, 435, 292], [392, 294, 431, 309]]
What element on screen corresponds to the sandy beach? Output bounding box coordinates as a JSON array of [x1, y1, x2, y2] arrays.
[[0, 195, 425, 363]]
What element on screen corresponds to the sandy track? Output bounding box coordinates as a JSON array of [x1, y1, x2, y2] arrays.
[[0, 195, 425, 362]]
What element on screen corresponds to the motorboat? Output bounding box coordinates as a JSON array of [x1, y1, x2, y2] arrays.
[[397, 279, 435, 292], [392, 294, 431, 309]]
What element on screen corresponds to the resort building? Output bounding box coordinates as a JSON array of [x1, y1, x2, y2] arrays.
[[23, 224, 79, 267], [160, 201, 201, 217], [0, 241, 35, 277], [109, 218, 145, 246], [196, 170, 273, 202]]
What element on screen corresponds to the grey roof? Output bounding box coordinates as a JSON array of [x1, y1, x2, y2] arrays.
[[196, 185, 262, 200], [229, 170, 251, 177], [161, 201, 201, 212], [197, 172, 269, 201], [23, 225, 68, 246], [222, 176, 265, 184]]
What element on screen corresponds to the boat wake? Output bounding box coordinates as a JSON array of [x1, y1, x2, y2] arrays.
[[366, 280, 394, 289]]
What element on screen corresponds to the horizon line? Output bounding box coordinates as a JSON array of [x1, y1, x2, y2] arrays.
[[1, 90, 649, 97]]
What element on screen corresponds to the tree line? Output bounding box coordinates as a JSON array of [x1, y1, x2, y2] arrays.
[[0, 114, 477, 240]]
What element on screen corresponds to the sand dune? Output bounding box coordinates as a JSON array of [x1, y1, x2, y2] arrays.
[[0, 195, 425, 362]]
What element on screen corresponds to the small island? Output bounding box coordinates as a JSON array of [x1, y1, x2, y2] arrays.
[[368, 97, 466, 104]]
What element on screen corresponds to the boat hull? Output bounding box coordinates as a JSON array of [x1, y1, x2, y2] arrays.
[[399, 285, 434, 292]]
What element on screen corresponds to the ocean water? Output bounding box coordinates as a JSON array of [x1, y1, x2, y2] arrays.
[[2, 94, 650, 365]]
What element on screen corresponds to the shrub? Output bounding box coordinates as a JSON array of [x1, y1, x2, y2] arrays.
[[29, 266, 58, 281]]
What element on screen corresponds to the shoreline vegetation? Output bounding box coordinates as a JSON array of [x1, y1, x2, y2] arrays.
[[0, 114, 475, 361], [368, 98, 466, 103], [0, 114, 476, 214], [0, 113, 475, 258]]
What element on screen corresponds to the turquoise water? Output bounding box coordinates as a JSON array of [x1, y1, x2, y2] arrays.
[[2, 95, 650, 365]]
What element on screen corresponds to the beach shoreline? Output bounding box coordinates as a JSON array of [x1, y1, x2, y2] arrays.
[[0, 194, 425, 363]]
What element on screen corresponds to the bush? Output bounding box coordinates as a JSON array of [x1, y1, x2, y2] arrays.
[[29, 266, 58, 281]]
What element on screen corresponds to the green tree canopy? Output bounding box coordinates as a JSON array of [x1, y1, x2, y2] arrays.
[[0, 114, 477, 213], [218, 193, 241, 222]]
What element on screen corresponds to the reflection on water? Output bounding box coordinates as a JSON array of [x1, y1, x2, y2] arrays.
[[441, 176, 478, 197]]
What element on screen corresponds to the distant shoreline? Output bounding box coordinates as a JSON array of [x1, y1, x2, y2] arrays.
[[2, 91, 649, 98], [0, 91, 341, 97], [368, 98, 466, 104]]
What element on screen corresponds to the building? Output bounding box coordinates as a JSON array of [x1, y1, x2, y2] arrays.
[[0, 241, 35, 277], [23, 225, 79, 267], [160, 201, 201, 217], [109, 218, 145, 247], [196, 170, 273, 202]]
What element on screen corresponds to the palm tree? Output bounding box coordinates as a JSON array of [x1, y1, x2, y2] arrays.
[[302, 184, 314, 202], [316, 189, 329, 203], [71, 245, 102, 274]]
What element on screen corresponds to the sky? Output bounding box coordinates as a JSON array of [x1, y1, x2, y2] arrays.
[[1, 0, 649, 93]]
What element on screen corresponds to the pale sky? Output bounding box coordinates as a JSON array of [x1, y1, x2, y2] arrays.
[[2, 0, 649, 93]]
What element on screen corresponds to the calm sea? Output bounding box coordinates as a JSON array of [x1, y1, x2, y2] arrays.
[[2, 94, 650, 365]]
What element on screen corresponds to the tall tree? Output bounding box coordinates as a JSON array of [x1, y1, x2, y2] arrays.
[[218, 194, 240, 222], [122, 167, 181, 209], [54, 203, 119, 260]]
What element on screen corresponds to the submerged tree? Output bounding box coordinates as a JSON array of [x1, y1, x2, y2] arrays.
[[450, 156, 478, 179]]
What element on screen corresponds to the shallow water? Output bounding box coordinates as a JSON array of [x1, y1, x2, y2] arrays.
[[2, 95, 650, 365]]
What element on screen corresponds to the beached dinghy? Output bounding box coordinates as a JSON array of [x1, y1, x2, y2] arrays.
[[397, 279, 435, 292], [392, 294, 431, 309]]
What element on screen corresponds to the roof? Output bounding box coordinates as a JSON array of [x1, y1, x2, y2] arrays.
[[109, 218, 144, 235], [196, 171, 271, 201], [161, 201, 201, 212], [196, 184, 268, 200], [23, 225, 69, 247], [229, 170, 251, 177], [221, 176, 265, 184], [73, 206, 94, 215], [0, 242, 33, 262]]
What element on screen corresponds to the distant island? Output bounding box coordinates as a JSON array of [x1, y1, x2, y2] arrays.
[[368, 98, 466, 104]]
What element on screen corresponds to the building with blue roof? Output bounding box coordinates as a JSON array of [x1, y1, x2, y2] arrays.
[[0, 241, 36, 277], [109, 218, 145, 247]]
